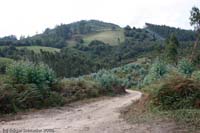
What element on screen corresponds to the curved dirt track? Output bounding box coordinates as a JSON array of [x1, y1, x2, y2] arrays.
[[0, 90, 142, 133]]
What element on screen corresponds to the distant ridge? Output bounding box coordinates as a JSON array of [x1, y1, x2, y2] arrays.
[[145, 23, 195, 41]]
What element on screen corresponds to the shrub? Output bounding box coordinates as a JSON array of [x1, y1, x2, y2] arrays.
[[0, 83, 18, 113], [0, 82, 66, 114], [26, 63, 56, 87], [55, 79, 100, 102], [7, 61, 56, 98], [178, 58, 194, 76], [43, 92, 65, 107], [154, 77, 200, 110], [7, 61, 29, 84], [192, 71, 200, 80], [143, 59, 167, 85], [94, 70, 126, 94], [0, 57, 13, 74], [0, 61, 62, 114], [15, 84, 43, 109], [8, 61, 56, 87]]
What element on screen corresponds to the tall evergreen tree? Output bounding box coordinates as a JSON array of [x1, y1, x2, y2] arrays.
[[165, 34, 179, 64]]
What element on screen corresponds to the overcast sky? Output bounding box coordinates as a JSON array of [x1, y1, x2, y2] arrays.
[[0, 0, 199, 38]]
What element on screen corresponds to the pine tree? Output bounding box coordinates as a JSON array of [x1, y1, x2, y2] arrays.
[[165, 34, 179, 64]]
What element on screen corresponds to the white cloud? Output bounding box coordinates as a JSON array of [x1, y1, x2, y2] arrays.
[[0, 0, 199, 37]]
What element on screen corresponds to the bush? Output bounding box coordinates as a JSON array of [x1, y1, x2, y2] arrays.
[[178, 58, 194, 76], [55, 79, 100, 102], [0, 61, 62, 114], [0, 57, 13, 74], [0, 82, 66, 114], [110, 63, 148, 88], [15, 84, 44, 109], [7, 61, 28, 84], [192, 71, 200, 80], [7, 61, 56, 98], [8, 61, 56, 87], [154, 77, 200, 110], [0, 83, 18, 113], [143, 59, 167, 85], [94, 70, 126, 94], [43, 92, 65, 107]]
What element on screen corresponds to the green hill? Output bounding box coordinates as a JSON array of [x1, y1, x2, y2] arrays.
[[29, 20, 121, 48], [0, 20, 196, 49], [145, 23, 195, 41], [0, 20, 122, 48]]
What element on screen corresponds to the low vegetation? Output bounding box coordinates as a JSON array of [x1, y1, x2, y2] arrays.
[[0, 61, 61, 114], [154, 77, 200, 110], [0, 57, 13, 74], [55, 79, 100, 102], [0, 61, 133, 114], [83, 30, 125, 46], [122, 58, 200, 131], [16, 46, 60, 53]]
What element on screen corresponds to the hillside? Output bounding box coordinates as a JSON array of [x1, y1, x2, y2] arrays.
[[82, 30, 125, 46], [0, 20, 122, 48], [0, 20, 197, 78], [28, 20, 122, 48], [145, 23, 196, 41], [66, 29, 125, 46], [0, 20, 196, 49]]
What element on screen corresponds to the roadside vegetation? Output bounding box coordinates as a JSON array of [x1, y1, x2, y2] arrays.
[[0, 60, 129, 114], [121, 59, 200, 131], [121, 6, 200, 132]]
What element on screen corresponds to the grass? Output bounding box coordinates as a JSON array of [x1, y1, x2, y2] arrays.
[[66, 29, 125, 46], [0, 57, 13, 62], [16, 46, 60, 53], [0, 46, 6, 49], [121, 93, 199, 132], [0, 46, 60, 53], [66, 40, 78, 47], [121, 78, 200, 132], [0, 74, 9, 83], [83, 30, 125, 46]]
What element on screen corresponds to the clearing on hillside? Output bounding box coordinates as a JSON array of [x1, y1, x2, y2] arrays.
[[83, 30, 125, 46]]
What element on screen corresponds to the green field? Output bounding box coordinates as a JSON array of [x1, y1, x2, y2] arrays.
[[0, 46, 6, 49], [16, 46, 60, 53], [0, 46, 60, 53], [83, 30, 125, 45], [0, 57, 13, 62], [66, 30, 125, 46]]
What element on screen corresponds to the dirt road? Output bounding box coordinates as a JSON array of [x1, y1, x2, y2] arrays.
[[0, 90, 142, 133]]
